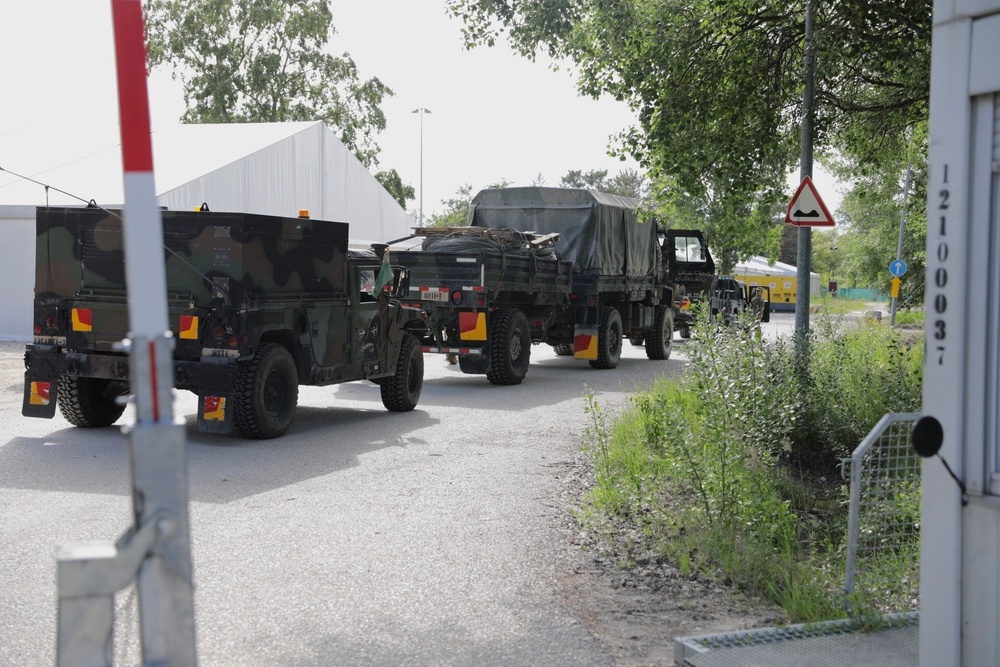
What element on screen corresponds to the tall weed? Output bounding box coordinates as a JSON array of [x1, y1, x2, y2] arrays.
[[579, 314, 923, 622]]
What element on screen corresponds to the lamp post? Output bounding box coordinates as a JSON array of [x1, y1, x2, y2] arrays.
[[411, 107, 431, 226]]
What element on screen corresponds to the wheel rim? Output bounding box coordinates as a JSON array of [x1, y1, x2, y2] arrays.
[[509, 330, 524, 361], [610, 323, 621, 355], [263, 369, 289, 417]]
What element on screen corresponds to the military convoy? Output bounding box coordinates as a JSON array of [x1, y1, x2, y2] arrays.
[[22, 206, 428, 439], [391, 187, 715, 384], [21, 188, 718, 436]]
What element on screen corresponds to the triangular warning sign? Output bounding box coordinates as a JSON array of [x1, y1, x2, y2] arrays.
[[785, 175, 835, 227]]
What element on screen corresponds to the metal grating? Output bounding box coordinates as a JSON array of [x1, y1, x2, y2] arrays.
[[674, 613, 918, 667]]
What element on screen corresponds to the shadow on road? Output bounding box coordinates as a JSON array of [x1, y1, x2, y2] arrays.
[[0, 406, 439, 504]]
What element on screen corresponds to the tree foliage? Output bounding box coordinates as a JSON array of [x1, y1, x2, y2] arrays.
[[426, 180, 513, 227], [375, 170, 416, 209], [145, 0, 393, 171], [827, 125, 928, 306], [560, 168, 645, 198], [447, 0, 931, 276]]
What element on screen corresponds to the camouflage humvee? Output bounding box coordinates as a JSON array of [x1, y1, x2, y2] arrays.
[[22, 206, 428, 439]]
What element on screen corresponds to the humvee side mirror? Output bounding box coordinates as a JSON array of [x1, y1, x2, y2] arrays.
[[391, 267, 410, 298]]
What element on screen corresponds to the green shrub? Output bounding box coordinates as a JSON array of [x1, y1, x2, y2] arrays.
[[579, 314, 923, 622]]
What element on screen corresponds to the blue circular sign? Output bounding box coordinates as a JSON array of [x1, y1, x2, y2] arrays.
[[889, 259, 907, 277]]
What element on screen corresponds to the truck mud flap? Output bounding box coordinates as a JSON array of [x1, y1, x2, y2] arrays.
[[197, 393, 234, 434], [22, 376, 58, 418], [573, 326, 599, 360]]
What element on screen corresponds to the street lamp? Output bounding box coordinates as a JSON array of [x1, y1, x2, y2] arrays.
[[411, 108, 431, 226]]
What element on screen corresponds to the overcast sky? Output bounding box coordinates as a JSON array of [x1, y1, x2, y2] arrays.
[[1, 1, 839, 221]]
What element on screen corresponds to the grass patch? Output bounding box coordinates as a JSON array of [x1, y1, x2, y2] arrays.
[[580, 314, 923, 623]]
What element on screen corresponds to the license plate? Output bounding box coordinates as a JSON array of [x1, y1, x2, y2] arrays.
[[421, 291, 448, 302]]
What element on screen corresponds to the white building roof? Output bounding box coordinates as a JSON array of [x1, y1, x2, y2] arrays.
[[0, 120, 414, 246]]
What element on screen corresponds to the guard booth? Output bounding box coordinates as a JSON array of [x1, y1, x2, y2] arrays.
[[921, 2, 1000, 665]]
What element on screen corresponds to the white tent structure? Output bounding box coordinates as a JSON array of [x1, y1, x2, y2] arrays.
[[0, 121, 415, 341]]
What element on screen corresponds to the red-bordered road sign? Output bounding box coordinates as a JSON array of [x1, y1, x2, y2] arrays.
[[785, 175, 835, 227]]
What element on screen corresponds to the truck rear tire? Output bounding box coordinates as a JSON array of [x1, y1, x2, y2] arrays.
[[628, 335, 645, 346], [590, 307, 623, 370], [234, 342, 298, 439], [680, 326, 691, 339], [381, 334, 423, 411], [57, 376, 127, 428], [487, 308, 531, 385], [645, 305, 674, 360], [552, 343, 573, 356]]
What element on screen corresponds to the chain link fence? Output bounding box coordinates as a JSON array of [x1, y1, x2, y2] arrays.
[[843, 412, 922, 613]]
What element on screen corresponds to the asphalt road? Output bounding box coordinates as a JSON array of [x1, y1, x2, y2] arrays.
[[1, 336, 698, 666]]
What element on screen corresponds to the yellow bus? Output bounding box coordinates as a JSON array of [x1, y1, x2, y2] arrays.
[[732, 273, 798, 312]]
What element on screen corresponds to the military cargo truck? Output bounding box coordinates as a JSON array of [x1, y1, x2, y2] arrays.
[[466, 187, 681, 369], [388, 226, 572, 385], [387, 188, 713, 383], [662, 228, 716, 339], [22, 206, 428, 439]]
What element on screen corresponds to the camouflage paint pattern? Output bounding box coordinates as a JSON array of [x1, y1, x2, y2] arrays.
[[24, 206, 426, 432]]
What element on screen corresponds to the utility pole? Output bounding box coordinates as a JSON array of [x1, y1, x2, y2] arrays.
[[889, 164, 913, 326], [794, 0, 816, 338]]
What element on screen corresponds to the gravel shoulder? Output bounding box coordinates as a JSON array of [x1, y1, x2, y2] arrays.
[[551, 449, 787, 666]]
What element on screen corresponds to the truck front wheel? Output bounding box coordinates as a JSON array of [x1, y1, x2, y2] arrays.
[[645, 305, 674, 360], [487, 308, 531, 385], [381, 334, 423, 411], [57, 376, 127, 427], [234, 343, 298, 439], [590, 307, 623, 370]]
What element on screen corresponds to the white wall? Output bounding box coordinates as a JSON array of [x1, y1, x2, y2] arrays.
[[0, 206, 38, 341]]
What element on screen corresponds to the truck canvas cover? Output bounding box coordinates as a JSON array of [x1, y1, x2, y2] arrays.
[[468, 187, 657, 277]]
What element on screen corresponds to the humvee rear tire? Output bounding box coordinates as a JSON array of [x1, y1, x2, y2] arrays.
[[381, 334, 423, 411], [234, 343, 298, 439], [487, 308, 531, 385], [552, 343, 574, 356], [645, 305, 673, 360], [57, 376, 127, 428], [629, 335, 645, 346], [590, 307, 623, 370]]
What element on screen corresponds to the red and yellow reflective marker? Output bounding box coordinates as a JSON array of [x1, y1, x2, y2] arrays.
[[459, 312, 487, 341]]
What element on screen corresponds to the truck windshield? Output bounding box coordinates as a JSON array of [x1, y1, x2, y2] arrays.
[[673, 236, 705, 262]]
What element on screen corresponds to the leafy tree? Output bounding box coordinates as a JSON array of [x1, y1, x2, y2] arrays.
[[144, 0, 410, 205], [560, 168, 646, 198], [828, 127, 928, 307], [447, 0, 931, 278], [375, 170, 416, 209], [426, 180, 513, 227]]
